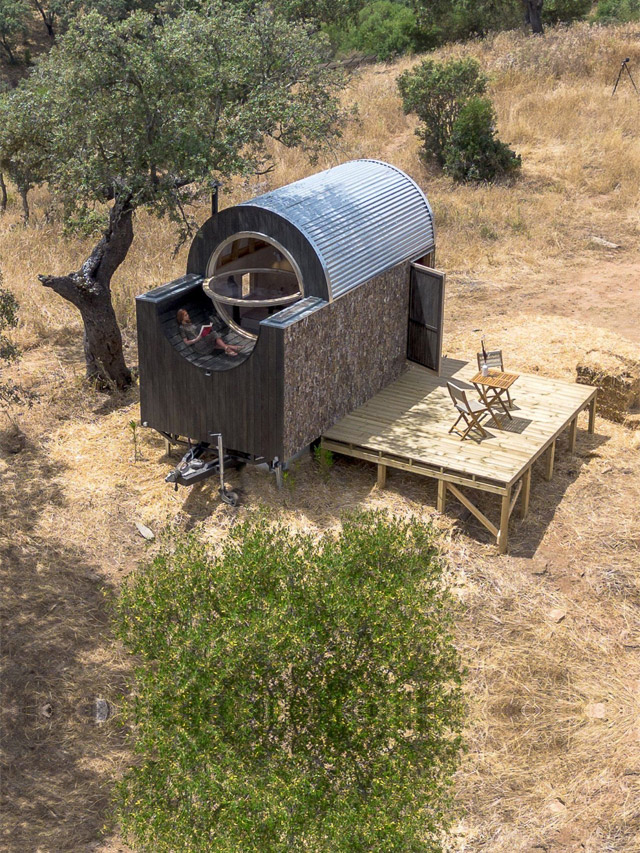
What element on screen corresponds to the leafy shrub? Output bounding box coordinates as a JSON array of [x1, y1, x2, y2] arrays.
[[443, 97, 521, 182], [349, 1, 420, 61], [413, 0, 521, 47], [592, 0, 640, 21], [544, 0, 592, 23], [115, 512, 465, 852], [398, 56, 488, 164]]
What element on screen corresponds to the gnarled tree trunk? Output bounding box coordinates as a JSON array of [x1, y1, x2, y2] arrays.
[[0, 173, 7, 213], [39, 199, 134, 389], [523, 0, 544, 34]]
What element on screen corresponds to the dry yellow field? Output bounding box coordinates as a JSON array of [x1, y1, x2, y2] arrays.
[[2, 21, 640, 853]]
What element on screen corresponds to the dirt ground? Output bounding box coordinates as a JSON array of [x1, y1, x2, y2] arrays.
[[1, 244, 639, 852], [3, 16, 640, 849]]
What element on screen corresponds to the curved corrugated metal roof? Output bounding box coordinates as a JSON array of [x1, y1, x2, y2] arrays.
[[240, 159, 435, 300]]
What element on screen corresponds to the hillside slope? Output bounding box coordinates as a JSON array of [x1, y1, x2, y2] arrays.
[[2, 21, 640, 853]]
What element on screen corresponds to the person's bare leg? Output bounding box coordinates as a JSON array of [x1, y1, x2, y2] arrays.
[[214, 337, 239, 356]]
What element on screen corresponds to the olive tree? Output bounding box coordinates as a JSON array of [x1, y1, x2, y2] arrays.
[[0, 0, 29, 63], [116, 512, 465, 852], [0, 84, 50, 223], [1, 3, 345, 387]]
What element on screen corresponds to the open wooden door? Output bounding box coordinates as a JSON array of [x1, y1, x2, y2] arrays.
[[407, 263, 446, 373]]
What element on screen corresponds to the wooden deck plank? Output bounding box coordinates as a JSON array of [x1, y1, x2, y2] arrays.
[[323, 360, 596, 488]]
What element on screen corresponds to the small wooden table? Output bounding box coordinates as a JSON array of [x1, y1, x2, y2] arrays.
[[472, 369, 519, 421]]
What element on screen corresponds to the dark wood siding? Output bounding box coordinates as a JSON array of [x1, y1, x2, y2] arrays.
[[137, 276, 284, 460], [407, 264, 445, 373]]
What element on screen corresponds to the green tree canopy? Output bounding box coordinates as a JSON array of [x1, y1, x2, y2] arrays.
[[340, 1, 421, 61], [411, 0, 590, 41], [116, 512, 465, 852], [0, 3, 346, 386], [0, 0, 29, 63]]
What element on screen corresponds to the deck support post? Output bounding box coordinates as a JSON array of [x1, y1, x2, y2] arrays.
[[437, 479, 446, 513], [498, 486, 512, 554], [568, 416, 578, 454], [544, 439, 556, 481], [588, 395, 597, 434], [377, 463, 387, 489], [521, 467, 531, 519], [164, 437, 173, 458]]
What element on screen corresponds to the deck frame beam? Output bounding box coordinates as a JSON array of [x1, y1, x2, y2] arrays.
[[321, 363, 599, 554]]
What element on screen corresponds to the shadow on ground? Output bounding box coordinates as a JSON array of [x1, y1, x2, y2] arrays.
[[299, 424, 609, 558], [0, 433, 129, 852]]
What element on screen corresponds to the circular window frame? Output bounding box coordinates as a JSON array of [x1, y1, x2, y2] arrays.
[[205, 231, 304, 340]]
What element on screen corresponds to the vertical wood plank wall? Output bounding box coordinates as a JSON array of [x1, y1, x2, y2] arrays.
[[138, 262, 412, 462]]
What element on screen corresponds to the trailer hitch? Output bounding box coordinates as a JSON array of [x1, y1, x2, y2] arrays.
[[164, 435, 239, 507]]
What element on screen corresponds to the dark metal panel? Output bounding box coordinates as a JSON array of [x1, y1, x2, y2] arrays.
[[407, 264, 446, 374]]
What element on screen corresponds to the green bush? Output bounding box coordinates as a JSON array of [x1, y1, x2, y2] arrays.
[[326, 1, 421, 60], [543, 0, 592, 22], [115, 511, 465, 852], [413, 0, 521, 47], [443, 96, 521, 182], [592, 0, 640, 21], [397, 56, 487, 164], [352, 1, 420, 60]]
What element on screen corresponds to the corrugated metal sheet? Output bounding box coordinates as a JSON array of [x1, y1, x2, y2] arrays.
[[240, 159, 435, 300]]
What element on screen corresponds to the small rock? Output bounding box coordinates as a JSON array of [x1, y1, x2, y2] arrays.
[[586, 702, 607, 719], [548, 608, 566, 623], [548, 797, 567, 814], [135, 522, 155, 541], [530, 559, 548, 576], [94, 698, 111, 723], [589, 236, 621, 249]]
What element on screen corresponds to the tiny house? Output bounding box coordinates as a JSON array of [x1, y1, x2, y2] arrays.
[[136, 159, 444, 469]]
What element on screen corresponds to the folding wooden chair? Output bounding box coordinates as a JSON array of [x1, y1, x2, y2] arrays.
[[477, 349, 514, 409], [447, 381, 494, 440]]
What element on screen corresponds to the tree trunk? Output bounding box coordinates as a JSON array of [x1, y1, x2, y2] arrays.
[[39, 199, 134, 389], [18, 185, 29, 224], [523, 0, 544, 33], [1, 36, 16, 65], [34, 1, 55, 38], [0, 173, 7, 213]]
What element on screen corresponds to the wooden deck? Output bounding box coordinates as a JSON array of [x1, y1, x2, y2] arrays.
[[322, 358, 597, 553]]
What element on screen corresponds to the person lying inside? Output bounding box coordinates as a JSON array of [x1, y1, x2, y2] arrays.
[[176, 308, 240, 357]]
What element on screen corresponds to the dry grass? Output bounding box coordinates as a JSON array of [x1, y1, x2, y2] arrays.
[[2, 19, 640, 853]]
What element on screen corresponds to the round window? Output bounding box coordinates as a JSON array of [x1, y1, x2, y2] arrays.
[[204, 234, 303, 339]]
